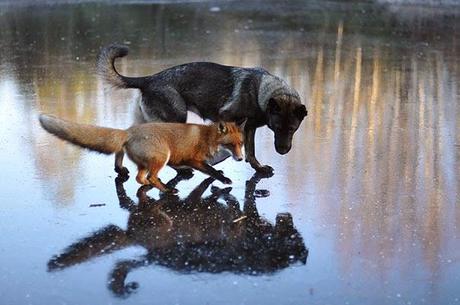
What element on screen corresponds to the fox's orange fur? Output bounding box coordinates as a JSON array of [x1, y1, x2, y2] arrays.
[[39, 114, 244, 193]]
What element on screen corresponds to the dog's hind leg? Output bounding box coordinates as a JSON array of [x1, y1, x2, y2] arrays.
[[140, 88, 188, 123]]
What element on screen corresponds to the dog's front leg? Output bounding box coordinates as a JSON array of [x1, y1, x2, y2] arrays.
[[244, 127, 274, 175]]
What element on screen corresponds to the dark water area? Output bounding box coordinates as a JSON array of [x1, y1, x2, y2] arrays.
[[0, 1, 459, 305]]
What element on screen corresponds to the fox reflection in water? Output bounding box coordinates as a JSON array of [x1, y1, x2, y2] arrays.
[[47, 172, 308, 296]]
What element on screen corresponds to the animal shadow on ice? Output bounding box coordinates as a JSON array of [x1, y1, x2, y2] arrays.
[[47, 172, 308, 297]]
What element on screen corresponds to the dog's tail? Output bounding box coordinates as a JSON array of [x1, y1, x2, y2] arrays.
[[39, 114, 128, 154], [96, 44, 145, 89]]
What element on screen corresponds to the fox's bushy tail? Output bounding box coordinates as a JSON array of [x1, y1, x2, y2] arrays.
[[39, 114, 128, 154], [96, 44, 145, 89]]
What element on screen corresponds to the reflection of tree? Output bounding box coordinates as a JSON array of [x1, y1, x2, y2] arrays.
[[48, 173, 308, 297], [1, 2, 458, 86], [304, 20, 459, 295]]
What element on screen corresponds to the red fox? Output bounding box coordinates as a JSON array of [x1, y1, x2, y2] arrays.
[[39, 114, 245, 193]]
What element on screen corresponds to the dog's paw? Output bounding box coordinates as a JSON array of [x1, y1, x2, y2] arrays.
[[256, 165, 274, 176], [254, 189, 270, 198]]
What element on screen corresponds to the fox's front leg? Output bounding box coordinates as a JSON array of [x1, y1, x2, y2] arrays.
[[114, 151, 129, 176], [189, 161, 232, 184]]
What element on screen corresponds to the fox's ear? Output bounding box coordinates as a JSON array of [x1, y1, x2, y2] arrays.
[[237, 118, 247, 132], [218, 122, 228, 134]]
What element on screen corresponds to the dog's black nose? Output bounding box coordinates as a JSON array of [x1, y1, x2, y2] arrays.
[[276, 146, 291, 155]]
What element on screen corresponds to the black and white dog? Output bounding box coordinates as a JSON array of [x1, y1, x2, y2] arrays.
[[97, 44, 307, 174]]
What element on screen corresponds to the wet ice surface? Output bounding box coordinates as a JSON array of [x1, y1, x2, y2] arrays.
[[0, 1, 459, 304]]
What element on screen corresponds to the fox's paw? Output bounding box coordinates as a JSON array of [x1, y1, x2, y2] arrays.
[[115, 174, 129, 184], [115, 166, 129, 177], [165, 187, 178, 194], [221, 177, 232, 185]]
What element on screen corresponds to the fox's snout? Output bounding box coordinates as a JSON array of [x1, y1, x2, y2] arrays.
[[232, 145, 244, 162], [233, 155, 243, 162]]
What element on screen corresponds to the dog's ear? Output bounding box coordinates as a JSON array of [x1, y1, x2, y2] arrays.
[[267, 98, 281, 114], [237, 118, 247, 132], [295, 104, 308, 120], [218, 122, 228, 134]]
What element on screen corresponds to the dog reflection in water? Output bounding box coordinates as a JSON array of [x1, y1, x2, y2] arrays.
[[48, 172, 308, 297]]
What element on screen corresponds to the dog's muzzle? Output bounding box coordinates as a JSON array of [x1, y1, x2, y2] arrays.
[[274, 134, 292, 155], [275, 144, 291, 155]]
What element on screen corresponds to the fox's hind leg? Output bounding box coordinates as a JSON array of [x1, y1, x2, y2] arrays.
[[147, 160, 178, 194], [135, 167, 149, 185], [114, 151, 129, 176]]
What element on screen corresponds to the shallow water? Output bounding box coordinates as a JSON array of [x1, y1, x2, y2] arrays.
[[0, 1, 459, 304]]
